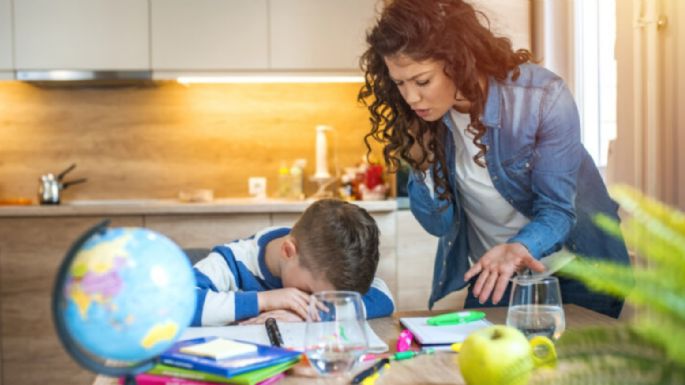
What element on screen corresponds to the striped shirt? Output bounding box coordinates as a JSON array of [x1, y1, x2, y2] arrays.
[[192, 227, 395, 326]]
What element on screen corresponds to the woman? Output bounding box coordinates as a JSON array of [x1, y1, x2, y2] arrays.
[[358, 0, 630, 318]]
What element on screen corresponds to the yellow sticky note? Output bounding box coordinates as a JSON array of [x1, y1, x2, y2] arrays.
[[180, 338, 257, 359]]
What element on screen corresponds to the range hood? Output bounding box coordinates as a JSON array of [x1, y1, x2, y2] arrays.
[[13, 70, 363, 85], [15, 70, 153, 85]]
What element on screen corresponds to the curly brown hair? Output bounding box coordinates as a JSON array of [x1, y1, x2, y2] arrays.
[[358, 0, 531, 202]]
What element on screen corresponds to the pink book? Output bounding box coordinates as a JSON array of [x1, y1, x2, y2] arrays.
[[119, 372, 286, 385]]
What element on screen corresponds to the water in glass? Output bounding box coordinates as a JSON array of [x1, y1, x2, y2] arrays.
[[506, 276, 566, 340], [304, 291, 368, 377], [507, 304, 565, 340]]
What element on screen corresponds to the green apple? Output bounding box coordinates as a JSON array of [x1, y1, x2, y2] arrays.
[[458, 325, 534, 385]]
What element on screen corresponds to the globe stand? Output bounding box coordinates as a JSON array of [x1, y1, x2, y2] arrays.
[[51, 219, 157, 384]]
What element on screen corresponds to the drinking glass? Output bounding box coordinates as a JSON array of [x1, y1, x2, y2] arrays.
[[304, 291, 369, 377], [506, 275, 566, 340]]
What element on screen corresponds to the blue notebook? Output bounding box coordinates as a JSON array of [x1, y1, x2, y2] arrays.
[[159, 337, 301, 378]]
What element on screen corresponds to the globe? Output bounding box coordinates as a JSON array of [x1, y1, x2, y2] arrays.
[[52, 220, 196, 379]]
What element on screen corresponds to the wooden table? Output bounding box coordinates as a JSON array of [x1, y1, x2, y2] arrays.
[[93, 305, 617, 385]]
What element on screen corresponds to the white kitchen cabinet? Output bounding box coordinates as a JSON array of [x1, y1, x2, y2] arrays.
[[269, 0, 378, 70], [151, 0, 376, 74], [0, 216, 144, 385], [151, 0, 269, 72], [13, 0, 149, 70], [0, 0, 12, 79], [396, 210, 467, 311]]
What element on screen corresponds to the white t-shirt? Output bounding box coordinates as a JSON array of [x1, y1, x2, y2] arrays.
[[447, 109, 574, 274], [449, 109, 530, 261]]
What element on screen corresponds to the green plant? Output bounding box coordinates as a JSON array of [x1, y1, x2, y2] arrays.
[[529, 185, 685, 385]]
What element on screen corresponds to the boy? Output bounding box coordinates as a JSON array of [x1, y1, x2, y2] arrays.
[[191, 198, 395, 326]]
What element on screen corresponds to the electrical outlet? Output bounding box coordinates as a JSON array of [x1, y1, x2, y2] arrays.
[[248, 177, 267, 199]]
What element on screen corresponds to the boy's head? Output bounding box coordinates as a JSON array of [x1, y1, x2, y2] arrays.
[[284, 199, 380, 294]]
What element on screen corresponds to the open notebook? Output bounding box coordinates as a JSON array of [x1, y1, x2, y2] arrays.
[[399, 316, 491, 347], [181, 321, 388, 353]]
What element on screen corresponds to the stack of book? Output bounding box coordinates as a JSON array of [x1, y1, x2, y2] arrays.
[[121, 337, 302, 385]]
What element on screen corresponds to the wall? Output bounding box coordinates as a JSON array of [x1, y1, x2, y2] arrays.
[[0, 81, 378, 201], [530, 0, 574, 92]]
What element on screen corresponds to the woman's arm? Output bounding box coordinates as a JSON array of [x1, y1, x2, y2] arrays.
[[465, 78, 582, 304], [408, 168, 455, 235], [405, 125, 456, 236], [507, 79, 581, 258]]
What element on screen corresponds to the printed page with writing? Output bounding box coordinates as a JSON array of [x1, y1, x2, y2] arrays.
[[181, 322, 388, 353]]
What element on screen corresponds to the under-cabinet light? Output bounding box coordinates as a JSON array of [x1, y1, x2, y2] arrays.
[[176, 75, 364, 84]]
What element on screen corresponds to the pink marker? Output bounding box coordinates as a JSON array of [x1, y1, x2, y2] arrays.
[[362, 353, 390, 362], [396, 329, 414, 352], [362, 353, 379, 362]]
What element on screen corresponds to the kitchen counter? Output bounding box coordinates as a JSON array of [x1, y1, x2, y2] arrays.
[[0, 198, 397, 217], [0, 198, 400, 385]]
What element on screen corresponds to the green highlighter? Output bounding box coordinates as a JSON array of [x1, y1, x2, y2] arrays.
[[427, 311, 486, 326]]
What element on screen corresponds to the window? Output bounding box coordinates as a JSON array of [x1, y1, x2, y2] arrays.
[[574, 0, 617, 168]]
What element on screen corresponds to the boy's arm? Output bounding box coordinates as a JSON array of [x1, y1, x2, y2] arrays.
[[361, 277, 395, 319], [190, 250, 261, 326], [192, 268, 259, 326]]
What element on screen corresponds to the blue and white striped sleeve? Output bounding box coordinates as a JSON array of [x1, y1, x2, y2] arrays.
[[190, 251, 260, 326], [362, 277, 395, 319]]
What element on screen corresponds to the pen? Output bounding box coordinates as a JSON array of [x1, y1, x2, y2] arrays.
[[392, 348, 435, 361], [265, 317, 283, 347], [351, 357, 390, 384], [426, 311, 486, 326]]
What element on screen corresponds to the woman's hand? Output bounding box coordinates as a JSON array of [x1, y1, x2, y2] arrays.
[[464, 243, 546, 304], [257, 288, 310, 320]]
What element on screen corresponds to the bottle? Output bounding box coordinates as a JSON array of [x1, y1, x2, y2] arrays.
[[313, 125, 332, 180], [290, 159, 307, 200], [277, 162, 291, 199]]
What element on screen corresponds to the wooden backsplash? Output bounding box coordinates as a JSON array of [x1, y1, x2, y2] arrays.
[[0, 81, 383, 201]]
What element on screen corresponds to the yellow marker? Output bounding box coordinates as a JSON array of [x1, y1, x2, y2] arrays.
[[450, 342, 462, 353], [360, 363, 390, 385]]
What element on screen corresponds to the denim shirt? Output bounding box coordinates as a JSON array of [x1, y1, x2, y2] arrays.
[[407, 63, 630, 308]]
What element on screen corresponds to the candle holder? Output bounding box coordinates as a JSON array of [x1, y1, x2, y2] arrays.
[[310, 175, 336, 199]]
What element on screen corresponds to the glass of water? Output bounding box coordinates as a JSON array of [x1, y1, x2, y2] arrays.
[[506, 275, 566, 340], [304, 291, 368, 377]]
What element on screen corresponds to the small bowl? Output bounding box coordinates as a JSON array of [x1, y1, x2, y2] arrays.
[[178, 189, 214, 203]]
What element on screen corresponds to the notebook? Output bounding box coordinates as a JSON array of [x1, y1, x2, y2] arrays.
[[180, 321, 389, 353], [399, 316, 492, 346], [146, 361, 296, 385], [179, 338, 257, 359], [159, 337, 301, 378], [121, 372, 285, 385]]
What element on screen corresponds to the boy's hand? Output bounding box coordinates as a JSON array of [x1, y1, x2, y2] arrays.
[[258, 288, 310, 320], [239, 309, 304, 325]]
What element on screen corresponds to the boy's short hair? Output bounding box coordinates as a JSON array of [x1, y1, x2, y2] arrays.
[[290, 199, 380, 293]]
